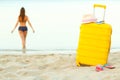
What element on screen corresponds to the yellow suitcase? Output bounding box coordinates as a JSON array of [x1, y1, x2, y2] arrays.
[[76, 4, 112, 66]]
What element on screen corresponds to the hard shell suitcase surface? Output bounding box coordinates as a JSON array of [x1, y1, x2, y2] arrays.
[[76, 4, 112, 66], [76, 23, 112, 66]]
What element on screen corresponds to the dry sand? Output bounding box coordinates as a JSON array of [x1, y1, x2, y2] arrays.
[[0, 52, 120, 80]]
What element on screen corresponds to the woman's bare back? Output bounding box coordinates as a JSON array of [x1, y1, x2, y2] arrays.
[[19, 16, 28, 26]]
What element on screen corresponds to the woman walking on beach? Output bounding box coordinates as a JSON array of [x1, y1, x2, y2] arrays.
[[11, 7, 35, 49]]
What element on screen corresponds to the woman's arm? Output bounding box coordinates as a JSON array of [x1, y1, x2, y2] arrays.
[[27, 16, 35, 33], [11, 19, 19, 33]]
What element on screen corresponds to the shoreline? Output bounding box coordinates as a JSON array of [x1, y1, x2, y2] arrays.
[[0, 48, 120, 55]]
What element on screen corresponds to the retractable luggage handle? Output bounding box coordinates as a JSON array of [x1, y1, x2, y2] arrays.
[[93, 4, 106, 23]]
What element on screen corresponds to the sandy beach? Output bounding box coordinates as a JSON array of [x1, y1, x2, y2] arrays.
[[0, 51, 120, 80]]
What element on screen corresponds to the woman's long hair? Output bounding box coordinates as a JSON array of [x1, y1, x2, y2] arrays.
[[19, 7, 25, 22]]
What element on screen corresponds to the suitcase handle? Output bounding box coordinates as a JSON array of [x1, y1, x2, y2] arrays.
[[93, 4, 106, 23], [94, 4, 106, 9]]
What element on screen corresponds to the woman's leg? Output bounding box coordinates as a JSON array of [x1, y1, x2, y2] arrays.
[[19, 31, 27, 49], [23, 31, 27, 48]]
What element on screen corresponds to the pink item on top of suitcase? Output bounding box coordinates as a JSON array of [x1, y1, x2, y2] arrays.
[[82, 14, 97, 23]]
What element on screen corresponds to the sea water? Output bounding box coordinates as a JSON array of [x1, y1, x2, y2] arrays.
[[0, 1, 120, 54]]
